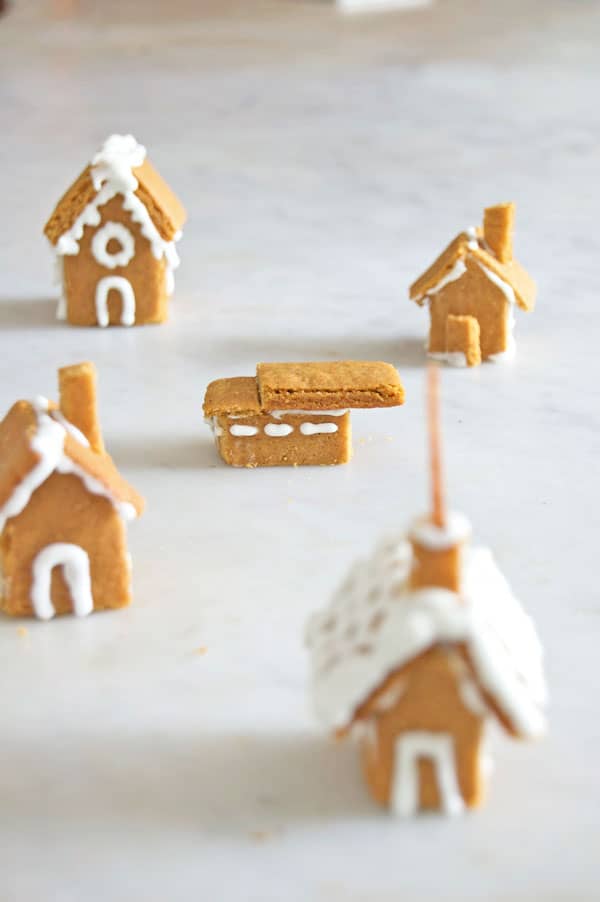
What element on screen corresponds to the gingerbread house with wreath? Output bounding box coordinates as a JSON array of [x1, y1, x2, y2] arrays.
[[409, 203, 536, 366], [0, 363, 144, 620], [44, 134, 186, 327], [306, 369, 547, 815]]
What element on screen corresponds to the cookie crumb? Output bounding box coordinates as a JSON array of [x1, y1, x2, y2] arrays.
[[17, 626, 28, 638], [194, 646, 208, 655]]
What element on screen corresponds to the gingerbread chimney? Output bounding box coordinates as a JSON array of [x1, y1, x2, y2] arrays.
[[483, 202, 515, 263], [408, 365, 469, 593], [58, 361, 105, 454]]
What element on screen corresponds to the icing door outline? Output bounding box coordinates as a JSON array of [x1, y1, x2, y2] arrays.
[[30, 543, 94, 620], [95, 275, 136, 327], [392, 731, 464, 816]]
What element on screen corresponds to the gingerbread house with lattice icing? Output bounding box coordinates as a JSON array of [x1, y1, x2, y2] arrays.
[[306, 513, 547, 816], [44, 134, 186, 327], [409, 203, 536, 367], [0, 363, 144, 620]]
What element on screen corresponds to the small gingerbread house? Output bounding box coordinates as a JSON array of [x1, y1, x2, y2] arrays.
[[409, 203, 536, 366], [0, 363, 144, 619], [306, 368, 547, 815], [44, 134, 186, 327], [204, 361, 405, 467]]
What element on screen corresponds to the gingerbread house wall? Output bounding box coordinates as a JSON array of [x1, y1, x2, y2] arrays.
[[358, 647, 484, 812], [61, 195, 169, 326], [0, 472, 131, 617], [428, 258, 509, 359]]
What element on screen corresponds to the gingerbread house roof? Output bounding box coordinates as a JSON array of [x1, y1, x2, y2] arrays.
[[0, 398, 144, 530], [204, 361, 405, 417], [43, 134, 186, 251], [306, 521, 547, 739], [409, 228, 536, 312]]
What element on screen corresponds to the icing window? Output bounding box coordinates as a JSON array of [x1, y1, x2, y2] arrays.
[[91, 222, 135, 269]]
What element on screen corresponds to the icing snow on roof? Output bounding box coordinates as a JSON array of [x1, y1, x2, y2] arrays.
[[0, 398, 143, 530], [306, 526, 547, 738]]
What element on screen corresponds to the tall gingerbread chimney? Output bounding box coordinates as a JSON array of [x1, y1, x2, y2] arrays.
[[483, 202, 515, 263], [58, 361, 104, 454], [408, 366, 468, 593]]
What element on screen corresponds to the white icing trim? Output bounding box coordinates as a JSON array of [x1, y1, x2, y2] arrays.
[[264, 423, 293, 437], [95, 276, 136, 327], [427, 350, 468, 368], [391, 732, 464, 817], [415, 259, 467, 304], [270, 409, 348, 419], [50, 135, 182, 314], [229, 424, 258, 437], [91, 221, 135, 269], [0, 399, 137, 530], [300, 422, 338, 435], [409, 512, 472, 550], [307, 528, 547, 739], [30, 542, 94, 620]]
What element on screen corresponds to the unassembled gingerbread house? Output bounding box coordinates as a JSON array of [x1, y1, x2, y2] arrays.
[[306, 369, 547, 815], [204, 361, 405, 467], [409, 203, 536, 366], [44, 134, 186, 327], [0, 363, 144, 620]]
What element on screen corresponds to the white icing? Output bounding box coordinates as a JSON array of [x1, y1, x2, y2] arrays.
[[409, 512, 472, 550], [50, 409, 90, 447], [30, 542, 94, 620], [95, 276, 136, 327], [229, 424, 258, 437], [417, 259, 467, 304], [0, 398, 138, 530], [204, 417, 223, 441], [427, 350, 468, 368], [269, 409, 348, 419], [50, 134, 182, 319], [264, 423, 294, 437], [90, 134, 146, 193], [300, 422, 338, 435], [391, 732, 464, 816], [306, 524, 547, 739], [91, 221, 135, 269]]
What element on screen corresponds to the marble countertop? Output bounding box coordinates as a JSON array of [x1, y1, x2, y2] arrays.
[[0, 1, 598, 899]]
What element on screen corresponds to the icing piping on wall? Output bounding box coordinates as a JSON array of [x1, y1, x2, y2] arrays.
[[30, 542, 94, 620]]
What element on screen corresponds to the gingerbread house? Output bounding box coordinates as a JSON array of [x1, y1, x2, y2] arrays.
[[306, 367, 547, 815], [204, 361, 405, 467], [0, 363, 144, 620], [409, 203, 536, 366], [44, 134, 186, 327], [306, 517, 547, 815]]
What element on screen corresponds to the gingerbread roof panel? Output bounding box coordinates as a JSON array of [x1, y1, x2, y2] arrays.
[[0, 402, 42, 512], [257, 361, 405, 411], [44, 135, 186, 247], [409, 232, 471, 305], [409, 227, 536, 312], [0, 399, 144, 528], [306, 530, 547, 739], [203, 377, 262, 418]]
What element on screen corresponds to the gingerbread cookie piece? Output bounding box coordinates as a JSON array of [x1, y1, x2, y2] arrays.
[[44, 134, 186, 327], [409, 202, 536, 366], [204, 361, 405, 468], [305, 368, 547, 815], [0, 363, 144, 620], [445, 315, 481, 368]]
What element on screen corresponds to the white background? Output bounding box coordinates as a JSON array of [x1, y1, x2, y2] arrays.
[[0, 1, 598, 899]]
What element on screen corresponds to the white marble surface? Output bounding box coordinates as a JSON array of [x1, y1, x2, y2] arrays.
[[0, 1, 599, 899]]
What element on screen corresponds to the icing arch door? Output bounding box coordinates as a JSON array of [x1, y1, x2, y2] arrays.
[[95, 275, 136, 327], [30, 543, 94, 620], [391, 731, 464, 816]]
